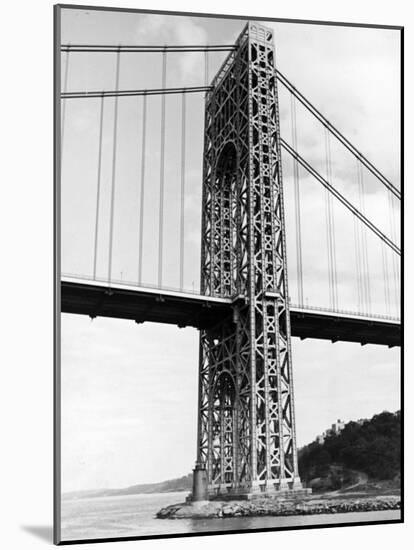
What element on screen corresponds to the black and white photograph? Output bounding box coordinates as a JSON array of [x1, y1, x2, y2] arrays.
[[55, 4, 402, 545]]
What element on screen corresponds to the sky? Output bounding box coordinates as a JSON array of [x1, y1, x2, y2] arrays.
[[59, 8, 401, 493]]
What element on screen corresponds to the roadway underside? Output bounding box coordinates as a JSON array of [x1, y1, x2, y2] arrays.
[[61, 279, 401, 348]]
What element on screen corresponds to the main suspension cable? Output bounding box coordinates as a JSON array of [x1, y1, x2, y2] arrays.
[[61, 85, 213, 99], [276, 69, 401, 201], [61, 43, 237, 53], [280, 139, 400, 256]]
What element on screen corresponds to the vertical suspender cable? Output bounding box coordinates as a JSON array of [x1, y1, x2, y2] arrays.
[[204, 50, 209, 85], [93, 94, 105, 280], [381, 241, 391, 315], [324, 129, 331, 308], [355, 160, 365, 313], [357, 161, 371, 314], [352, 159, 363, 313], [179, 92, 186, 291], [158, 48, 167, 288], [61, 46, 70, 155], [388, 192, 399, 315], [107, 47, 121, 285], [138, 92, 147, 285], [290, 94, 303, 306], [353, 213, 362, 313], [326, 131, 338, 310], [324, 127, 337, 310]]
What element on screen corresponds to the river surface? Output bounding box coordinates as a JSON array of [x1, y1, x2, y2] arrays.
[[61, 491, 400, 542]]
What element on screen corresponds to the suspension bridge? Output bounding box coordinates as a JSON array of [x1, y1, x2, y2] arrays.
[[59, 22, 401, 498]]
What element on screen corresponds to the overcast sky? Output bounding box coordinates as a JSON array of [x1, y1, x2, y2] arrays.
[[60, 8, 401, 493]]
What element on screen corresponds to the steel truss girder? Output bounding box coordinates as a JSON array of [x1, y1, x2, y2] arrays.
[[196, 22, 302, 496]]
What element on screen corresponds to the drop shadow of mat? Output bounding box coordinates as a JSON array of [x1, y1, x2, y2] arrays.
[[21, 525, 53, 543]]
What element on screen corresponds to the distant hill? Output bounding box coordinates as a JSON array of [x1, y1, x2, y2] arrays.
[[115, 473, 193, 495], [298, 411, 401, 492], [63, 474, 193, 500], [64, 410, 401, 500]]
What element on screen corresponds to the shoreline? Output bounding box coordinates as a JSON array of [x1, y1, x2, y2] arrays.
[[157, 495, 400, 520]]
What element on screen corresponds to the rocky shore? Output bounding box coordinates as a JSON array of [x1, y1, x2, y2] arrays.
[[157, 495, 400, 519]]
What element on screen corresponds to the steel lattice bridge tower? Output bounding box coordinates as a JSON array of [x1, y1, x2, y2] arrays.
[[59, 17, 401, 503], [193, 22, 304, 499]]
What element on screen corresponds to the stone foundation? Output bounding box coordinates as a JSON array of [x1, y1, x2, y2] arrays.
[[158, 495, 401, 520]]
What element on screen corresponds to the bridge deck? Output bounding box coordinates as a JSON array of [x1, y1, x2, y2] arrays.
[[61, 278, 401, 347]]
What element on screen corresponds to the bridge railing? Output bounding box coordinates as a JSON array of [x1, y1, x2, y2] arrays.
[[61, 273, 400, 324]]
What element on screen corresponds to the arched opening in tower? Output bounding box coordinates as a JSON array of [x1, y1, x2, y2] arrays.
[[214, 142, 238, 297], [211, 370, 237, 487]]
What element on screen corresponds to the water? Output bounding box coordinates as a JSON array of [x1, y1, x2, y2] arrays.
[[61, 491, 401, 542]]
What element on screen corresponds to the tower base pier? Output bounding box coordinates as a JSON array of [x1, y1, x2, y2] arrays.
[[191, 463, 209, 502], [189, 471, 311, 502], [206, 481, 311, 501]]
